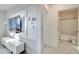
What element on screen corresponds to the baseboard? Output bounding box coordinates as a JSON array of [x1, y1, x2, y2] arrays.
[[26, 48, 33, 54]]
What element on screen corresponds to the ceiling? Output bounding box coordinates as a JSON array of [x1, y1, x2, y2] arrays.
[[0, 4, 16, 11]]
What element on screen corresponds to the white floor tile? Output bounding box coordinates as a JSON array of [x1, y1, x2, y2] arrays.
[[43, 40, 79, 54], [0, 43, 11, 54]]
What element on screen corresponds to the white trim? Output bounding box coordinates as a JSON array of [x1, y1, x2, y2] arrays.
[[8, 13, 20, 19]]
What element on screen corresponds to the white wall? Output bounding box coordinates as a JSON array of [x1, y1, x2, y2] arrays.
[[53, 4, 79, 11], [6, 4, 32, 17], [0, 11, 6, 41]]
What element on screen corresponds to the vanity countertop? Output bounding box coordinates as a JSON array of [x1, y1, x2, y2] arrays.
[[9, 40, 24, 46]]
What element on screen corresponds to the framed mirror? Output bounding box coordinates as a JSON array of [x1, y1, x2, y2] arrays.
[[9, 15, 22, 33]]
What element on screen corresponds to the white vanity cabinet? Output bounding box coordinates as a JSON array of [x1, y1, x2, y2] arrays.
[[19, 35, 27, 53], [1, 37, 24, 54], [9, 40, 24, 54]]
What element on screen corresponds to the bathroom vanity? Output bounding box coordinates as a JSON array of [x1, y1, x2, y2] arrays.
[[9, 40, 24, 54], [1, 37, 24, 54]]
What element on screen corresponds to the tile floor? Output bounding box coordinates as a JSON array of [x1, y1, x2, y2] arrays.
[[43, 40, 79, 54], [0, 40, 79, 54], [0, 43, 11, 54]]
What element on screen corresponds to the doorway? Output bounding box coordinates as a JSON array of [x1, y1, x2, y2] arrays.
[[43, 5, 79, 53]]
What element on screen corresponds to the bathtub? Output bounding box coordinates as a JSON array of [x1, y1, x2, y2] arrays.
[[59, 34, 77, 44]]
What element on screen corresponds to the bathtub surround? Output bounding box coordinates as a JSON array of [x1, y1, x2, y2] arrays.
[[59, 8, 78, 36], [52, 5, 79, 47], [60, 19, 77, 36], [56, 5, 79, 44], [58, 8, 78, 45]]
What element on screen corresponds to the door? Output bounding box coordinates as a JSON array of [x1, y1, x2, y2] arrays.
[[43, 8, 48, 46], [43, 6, 59, 48], [77, 8, 79, 45]]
